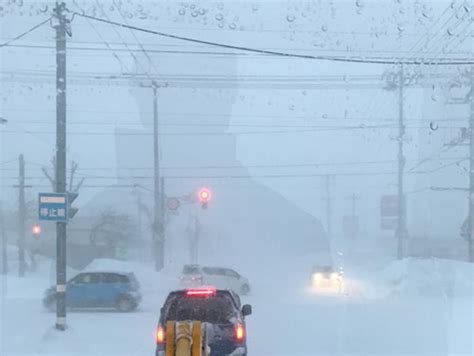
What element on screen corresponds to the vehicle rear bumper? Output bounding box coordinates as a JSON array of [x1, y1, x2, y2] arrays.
[[229, 346, 247, 355]]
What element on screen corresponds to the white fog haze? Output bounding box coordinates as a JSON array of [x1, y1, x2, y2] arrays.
[[1, 1, 473, 355]]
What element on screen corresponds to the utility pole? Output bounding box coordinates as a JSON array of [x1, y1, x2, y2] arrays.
[[0, 119, 7, 275], [1, 200, 6, 275], [54, 2, 68, 331], [396, 64, 407, 260], [324, 175, 333, 239], [160, 176, 166, 253], [468, 66, 474, 263], [18, 154, 26, 277], [152, 81, 164, 271]]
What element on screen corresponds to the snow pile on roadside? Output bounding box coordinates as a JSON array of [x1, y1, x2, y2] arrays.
[[363, 257, 474, 298]]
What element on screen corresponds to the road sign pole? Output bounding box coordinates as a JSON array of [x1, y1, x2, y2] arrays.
[[54, 2, 67, 331]]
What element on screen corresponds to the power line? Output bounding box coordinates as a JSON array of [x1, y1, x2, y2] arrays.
[[0, 17, 51, 48], [72, 0, 131, 73], [71, 12, 474, 66], [0, 125, 465, 137], [5, 119, 469, 127]]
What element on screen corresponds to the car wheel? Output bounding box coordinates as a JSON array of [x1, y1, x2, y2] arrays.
[[116, 297, 135, 312], [240, 284, 250, 295]]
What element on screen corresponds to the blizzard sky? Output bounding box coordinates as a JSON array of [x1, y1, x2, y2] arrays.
[[0, 0, 472, 241]]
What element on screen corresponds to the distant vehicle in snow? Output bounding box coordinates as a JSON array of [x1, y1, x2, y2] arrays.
[[155, 287, 252, 356], [179, 265, 251, 295], [43, 271, 141, 312], [310, 264, 343, 293]]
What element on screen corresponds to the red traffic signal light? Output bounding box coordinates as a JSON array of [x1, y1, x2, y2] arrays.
[[198, 188, 211, 209], [32, 225, 41, 235]]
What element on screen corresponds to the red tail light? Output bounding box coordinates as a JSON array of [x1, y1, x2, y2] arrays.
[[156, 325, 165, 344], [235, 323, 245, 341], [186, 288, 216, 297]]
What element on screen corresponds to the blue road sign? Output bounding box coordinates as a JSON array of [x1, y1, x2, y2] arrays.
[[38, 193, 68, 222]]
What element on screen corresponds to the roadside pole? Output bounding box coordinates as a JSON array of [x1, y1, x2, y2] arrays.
[[152, 82, 164, 271], [54, 2, 67, 331], [18, 154, 26, 277], [396, 64, 406, 260], [468, 66, 474, 262]]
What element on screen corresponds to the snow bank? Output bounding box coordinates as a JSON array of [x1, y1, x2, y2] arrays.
[[361, 257, 474, 299]]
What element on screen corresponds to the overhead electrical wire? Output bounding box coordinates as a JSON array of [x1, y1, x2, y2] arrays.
[[71, 11, 474, 65], [0, 17, 51, 48]]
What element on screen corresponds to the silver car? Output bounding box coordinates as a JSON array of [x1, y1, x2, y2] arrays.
[[179, 265, 251, 295]]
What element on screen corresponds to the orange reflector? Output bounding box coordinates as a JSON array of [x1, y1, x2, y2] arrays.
[[156, 325, 165, 344], [235, 324, 245, 341]]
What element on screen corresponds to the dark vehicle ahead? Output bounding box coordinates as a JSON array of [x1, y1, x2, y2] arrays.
[[43, 271, 141, 312], [156, 288, 252, 356]]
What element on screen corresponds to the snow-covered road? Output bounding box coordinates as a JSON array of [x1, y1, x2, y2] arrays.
[[1, 257, 473, 356]]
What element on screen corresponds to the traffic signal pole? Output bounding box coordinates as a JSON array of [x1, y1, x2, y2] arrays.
[[54, 2, 67, 331]]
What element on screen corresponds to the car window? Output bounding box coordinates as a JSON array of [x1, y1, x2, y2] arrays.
[[183, 266, 201, 275], [165, 294, 236, 324], [70, 274, 87, 284], [224, 269, 240, 278], [202, 267, 220, 275], [103, 273, 125, 283], [89, 273, 103, 284]]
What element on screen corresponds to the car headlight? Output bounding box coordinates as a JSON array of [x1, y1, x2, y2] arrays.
[[312, 273, 322, 285]]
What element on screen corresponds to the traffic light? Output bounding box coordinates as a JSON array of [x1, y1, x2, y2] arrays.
[[198, 188, 211, 209], [32, 224, 41, 237], [67, 192, 79, 219]]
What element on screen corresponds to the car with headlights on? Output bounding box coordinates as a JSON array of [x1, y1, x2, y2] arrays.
[[310, 265, 343, 293]]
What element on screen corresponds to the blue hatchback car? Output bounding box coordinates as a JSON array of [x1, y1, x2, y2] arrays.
[[43, 271, 141, 312]]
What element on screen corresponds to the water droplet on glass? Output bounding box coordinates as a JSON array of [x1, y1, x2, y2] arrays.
[[431, 94, 437, 102], [252, 4, 259, 12], [321, 24, 328, 32], [397, 25, 404, 34], [191, 10, 198, 17], [447, 28, 454, 36], [178, 8, 185, 15], [199, 8, 206, 15], [215, 13, 223, 21], [218, 22, 224, 28], [289, 104, 295, 111], [356, 0, 364, 8], [190, 4, 196, 9], [109, 5, 114, 11], [286, 14, 295, 22], [229, 22, 236, 30]]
